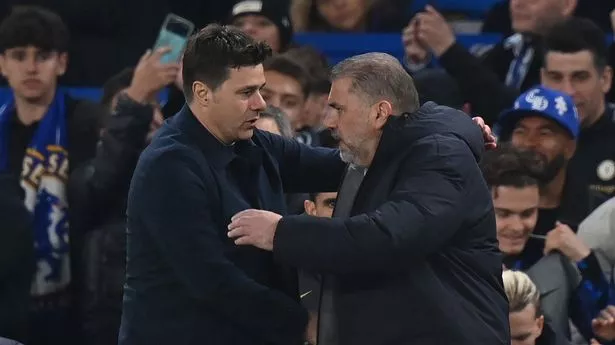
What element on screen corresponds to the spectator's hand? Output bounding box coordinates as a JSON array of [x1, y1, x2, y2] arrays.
[[402, 18, 429, 64], [472, 117, 497, 150], [414, 5, 456, 57], [590, 339, 603, 345], [126, 48, 180, 103], [543, 221, 590, 262], [592, 306, 615, 341], [227, 209, 282, 251]]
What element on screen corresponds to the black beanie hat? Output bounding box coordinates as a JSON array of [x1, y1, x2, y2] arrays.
[[229, 0, 293, 51]]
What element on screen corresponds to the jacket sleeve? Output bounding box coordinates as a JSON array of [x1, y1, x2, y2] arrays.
[[256, 130, 347, 194], [273, 135, 469, 274], [69, 94, 152, 231], [134, 151, 308, 345], [438, 42, 519, 124], [570, 251, 611, 342]]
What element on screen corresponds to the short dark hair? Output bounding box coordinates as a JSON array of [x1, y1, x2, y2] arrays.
[[263, 54, 311, 99], [0, 6, 69, 53], [101, 68, 134, 109], [543, 17, 609, 70], [308, 192, 318, 201], [480, 143, 542, 191], [182, 24, 272, 102]]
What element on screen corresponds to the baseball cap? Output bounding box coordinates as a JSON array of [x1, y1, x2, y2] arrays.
[[228, 0, 293, 51], [497, 85, 580, 141]]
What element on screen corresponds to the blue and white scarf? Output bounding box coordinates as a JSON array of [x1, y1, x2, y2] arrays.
[[0, 90, 71, 297]]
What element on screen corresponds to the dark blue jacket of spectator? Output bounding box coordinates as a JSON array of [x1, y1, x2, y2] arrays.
[[118, 106, 346, 345], [273, 103, 510, 345]]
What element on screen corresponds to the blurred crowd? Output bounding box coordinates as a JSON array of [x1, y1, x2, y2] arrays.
[[1, 0, 615, 344]]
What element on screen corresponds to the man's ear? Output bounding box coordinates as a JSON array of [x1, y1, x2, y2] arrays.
[[193, 81, 210, 108], [304, 200, 316, 216], [372, 100, 393, 129], [536, 314, 545, 334], [56, 52, 68, 76], [601, 65, 612, 95], [0, 54, 6, 78]]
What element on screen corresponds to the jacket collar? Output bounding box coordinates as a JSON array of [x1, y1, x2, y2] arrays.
[[171, 105, 263, 168], [581, 102, 615, 138], [368, 102, 484, 169]]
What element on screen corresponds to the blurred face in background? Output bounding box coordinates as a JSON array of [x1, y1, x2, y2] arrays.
[[510, 304, 544, 345], [304, 192, 337, 218], [0, 46, 67, 102], [232, 14, 281, 53], [493, 185, 539, 255], [542, 50, 612, 127], [509, 0, 575, 35], [511, 116, 576, 183], [255, 116, 281, 135], [303, 92, 330, 128], [263, 70, 306, 130], [316, 0, 370, 31]]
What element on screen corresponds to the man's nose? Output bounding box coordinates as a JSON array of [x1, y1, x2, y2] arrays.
[[509, 215, 525, 232], [251, 91, 267, 111], [559, 80, 576, 98], [24, 56, 38, 73], [322, 110, 338, 130]]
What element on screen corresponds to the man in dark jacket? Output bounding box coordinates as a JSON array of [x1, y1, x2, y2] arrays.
[[0, 7, 106, 344], [118, 24, 346, 345], [229, 52, 509, 345]]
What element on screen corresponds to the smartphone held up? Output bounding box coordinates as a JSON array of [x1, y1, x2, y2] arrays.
[[153, 14, 195, 64]]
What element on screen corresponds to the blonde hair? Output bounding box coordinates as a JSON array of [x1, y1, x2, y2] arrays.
[[502, 270, 541, 315]]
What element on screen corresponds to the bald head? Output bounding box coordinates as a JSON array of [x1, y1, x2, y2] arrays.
[[331, 53, 420, 114]]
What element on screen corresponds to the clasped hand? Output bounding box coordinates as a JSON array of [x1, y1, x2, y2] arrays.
[[227, 209, 282, 251]]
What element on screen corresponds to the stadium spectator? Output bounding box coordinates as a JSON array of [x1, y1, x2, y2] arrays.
[[403, 0, 576, 122], [481, 144, 588, 338], [0, 6, 106, 345], [263, 53, 324, 145], [291, 0, 409, 33], [503, 270, 570, 345], [228, 0, 294, 54], [540, 18, 615, 201], [497, 86, 598, 266]]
